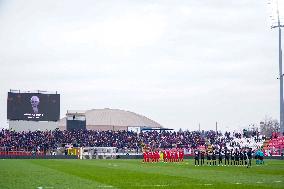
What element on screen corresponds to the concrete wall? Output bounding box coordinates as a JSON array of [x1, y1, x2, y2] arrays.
[[58, 118, 67, 131], [57, 119, 129, 131], [9, 120, 58, 132]]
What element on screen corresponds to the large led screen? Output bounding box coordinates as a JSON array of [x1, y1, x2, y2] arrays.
[[7, 92, 60, 121]]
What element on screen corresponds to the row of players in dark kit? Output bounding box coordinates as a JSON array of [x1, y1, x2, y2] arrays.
[[194, 147, 253, 167]]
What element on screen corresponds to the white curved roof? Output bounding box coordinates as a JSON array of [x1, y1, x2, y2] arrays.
[[85, 108, 162, 128]]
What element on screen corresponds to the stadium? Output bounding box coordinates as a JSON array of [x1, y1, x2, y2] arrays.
[[1, 90, 284, 188], [1, 1, 284, 189]]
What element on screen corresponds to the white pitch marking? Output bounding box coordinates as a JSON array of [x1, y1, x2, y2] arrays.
[[37, 187, 43, 189], [235, 183, 242, 185], [97, 186, 114, 188], [197, 184, 213, 186], [139, 185, 169, 187], [154, 185, 169, 187], [274, 181, 282, 183], [256, 181, 264, 184]]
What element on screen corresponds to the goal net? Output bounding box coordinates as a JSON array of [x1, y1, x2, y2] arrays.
[[80, 147, 117, 159]]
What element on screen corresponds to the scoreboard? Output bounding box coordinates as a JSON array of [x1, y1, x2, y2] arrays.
[[7, 92, 60, 121]]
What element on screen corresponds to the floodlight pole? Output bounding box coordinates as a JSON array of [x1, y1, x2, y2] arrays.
[[272, 2, 284, 133]]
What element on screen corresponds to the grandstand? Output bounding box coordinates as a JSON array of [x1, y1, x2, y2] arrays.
[[3, 90, 284, 158], [263, 136, 284, 156], [2, 128, 283, 157], [226, 135, 265, 150]]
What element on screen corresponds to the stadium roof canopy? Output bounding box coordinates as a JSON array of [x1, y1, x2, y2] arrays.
[[58, 108, 163, 130], [85, 108, 162, 127]]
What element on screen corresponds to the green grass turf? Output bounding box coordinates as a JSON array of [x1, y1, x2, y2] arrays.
[[0, 159, 283, 189]]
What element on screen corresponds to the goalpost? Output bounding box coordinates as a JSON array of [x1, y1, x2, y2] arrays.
[[79, 147, 117, 160]]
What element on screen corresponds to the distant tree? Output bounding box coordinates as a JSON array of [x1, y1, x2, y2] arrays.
[[260, 116, 280, 137]]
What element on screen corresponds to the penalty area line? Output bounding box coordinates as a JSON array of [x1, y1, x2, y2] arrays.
[[97, 186, 114, 188], [197, 183, 213, 186], [138, 184, 169, 187]]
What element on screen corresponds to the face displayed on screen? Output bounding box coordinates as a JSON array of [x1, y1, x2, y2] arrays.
[[7, 92, 60, 121], [30, 96, 40, 113]]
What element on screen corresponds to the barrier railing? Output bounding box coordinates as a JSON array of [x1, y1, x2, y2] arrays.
[[0, 151, 44, 156]]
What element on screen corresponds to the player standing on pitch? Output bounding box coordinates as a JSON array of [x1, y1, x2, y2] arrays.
[[208, 150, 213, 166], [230, 149, 234, 165], [212, 150, 217, 166], [218, 148, 223, 166], [200, 150, 205, 166], [206, 150, 210, 165], [224, 147, 230, 166], [243, 149, 248, 166], [239, 149, 244, 166], [247, 148, 252, 168], [234, 149, 239, 166], [194, 149, 200, 166]]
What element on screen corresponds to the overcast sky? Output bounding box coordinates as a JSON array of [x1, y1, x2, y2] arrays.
[[0, 0, 283, 131]]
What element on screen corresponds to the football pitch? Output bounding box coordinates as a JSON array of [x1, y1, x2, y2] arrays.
[[0, 159, 283, 189]]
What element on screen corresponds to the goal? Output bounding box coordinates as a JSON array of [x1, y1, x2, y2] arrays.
[[80, 147, 117, 159]]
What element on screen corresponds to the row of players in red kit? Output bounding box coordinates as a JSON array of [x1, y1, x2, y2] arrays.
[[143, 149, 184, 163]]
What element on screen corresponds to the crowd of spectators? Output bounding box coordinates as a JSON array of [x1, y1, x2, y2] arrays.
[[0, 128, 264, 154]]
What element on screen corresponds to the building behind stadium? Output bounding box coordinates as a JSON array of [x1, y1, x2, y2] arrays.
[[58, 108, 163, 132]]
